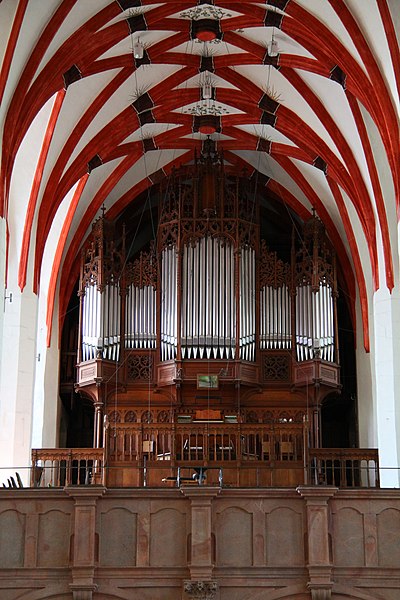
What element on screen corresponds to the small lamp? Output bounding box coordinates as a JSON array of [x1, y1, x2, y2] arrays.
[[269, 38, 279, 57], [133, 40, 144, 60], [202, 82, 213, 100]]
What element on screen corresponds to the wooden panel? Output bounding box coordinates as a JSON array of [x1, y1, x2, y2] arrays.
[[157, 362, 176, 386], [377, 508, 400, 567]]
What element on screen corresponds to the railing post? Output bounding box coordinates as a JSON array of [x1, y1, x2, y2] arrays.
[[30, 451, 36, 487]]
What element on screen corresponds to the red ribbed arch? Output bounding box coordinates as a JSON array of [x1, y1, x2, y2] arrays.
[[213, 68, 378, 282], [0, 0, 381, 211], [1, 2, 193, 210], [283, 2, 399, 201], [3, 0, 397, 221], [33, 73, 379, 293], [1, 0, 121, 206], [32, 66, 198, 290], [225, 1, 398, 199]]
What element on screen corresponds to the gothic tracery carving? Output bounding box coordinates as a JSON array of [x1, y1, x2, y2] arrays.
[[263, 353, 290, 381], [125, 243, 157, 289], [127, 354, 153, 381], [259, 239, 291, 289], [183, 580, 218, 600]]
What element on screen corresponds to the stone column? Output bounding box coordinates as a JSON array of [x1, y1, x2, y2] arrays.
[[371, 286, 400, 487], [297, 486, 338, 600], [181, 487, 220, 599], [65, 486, 105, 600]]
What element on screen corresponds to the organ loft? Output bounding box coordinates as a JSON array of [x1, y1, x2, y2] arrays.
[[61, 140, 356, 488]]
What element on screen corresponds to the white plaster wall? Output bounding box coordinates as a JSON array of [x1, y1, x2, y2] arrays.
[[371, 287, 400, 487], [0, 93, 54, 484], [0, 282, 38, 485], [355, 298, 375, 450], [0, 218, 7, 486], [357, 102, 400, 487], [31, 181, 78, 453]]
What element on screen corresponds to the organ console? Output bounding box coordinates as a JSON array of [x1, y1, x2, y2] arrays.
[[75, 140, 341, 484]]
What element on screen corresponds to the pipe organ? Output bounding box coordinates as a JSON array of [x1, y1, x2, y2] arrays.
[[156, 143, 258, 365], [161, 245, 177, 360], [181, 236, 236, 360], [259, 241, 292, 351], [125, 245, 157, 350], [293, 215, 337, 363], [77, 142, 339, 394], [79, 218, 123, 363]]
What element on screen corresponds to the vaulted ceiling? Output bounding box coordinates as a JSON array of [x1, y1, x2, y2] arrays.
[[0, 1, 399, 350]]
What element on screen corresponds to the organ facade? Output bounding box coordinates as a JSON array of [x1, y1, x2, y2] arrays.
[[67, 142, 347, 488]]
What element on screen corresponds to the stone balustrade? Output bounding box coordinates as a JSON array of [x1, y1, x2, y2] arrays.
[[0, 485, 399, 599]]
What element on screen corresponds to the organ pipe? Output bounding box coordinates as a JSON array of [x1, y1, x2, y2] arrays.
[[240, 246, 255, 361], [181, 236, 236, 360], [293, 213, 338, 363], [259, 242, 292, 351], [79, 216, 123, 362], [81, 283, 121, 361], [294, 283, 335, 361], [160, 245, 177, 360]]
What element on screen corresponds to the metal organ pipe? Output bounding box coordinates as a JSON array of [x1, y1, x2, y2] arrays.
[[81, 282, 121, 361], [180, 236, 237, 360], [125, 283, 156, 350], [259, 283, 291, 351], [160, 245, 177, 360], [295, 283, 335, 361], [240, 246, 256, 361]]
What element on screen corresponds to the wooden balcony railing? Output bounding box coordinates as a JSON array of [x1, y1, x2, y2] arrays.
[[30, 428, 380, 488], [309, 448, 380, 488], [106, 422, 307, 464], [31, 448, 104, 487]]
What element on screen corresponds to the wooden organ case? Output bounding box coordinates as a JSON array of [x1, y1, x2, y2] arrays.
[[75, 141, 341, 487]]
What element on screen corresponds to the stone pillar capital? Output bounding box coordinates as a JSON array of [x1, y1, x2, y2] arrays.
[[296, 485, 338, 504], [64, 485, 106, 506]]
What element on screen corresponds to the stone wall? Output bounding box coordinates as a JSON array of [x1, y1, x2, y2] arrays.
[[0, 486, 399, 599]]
